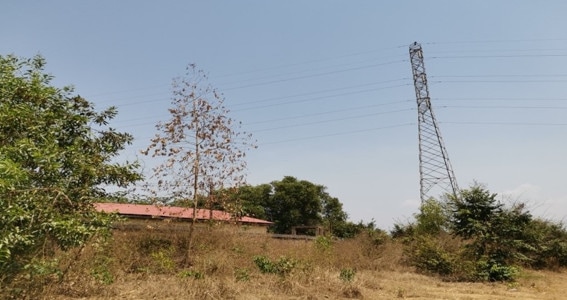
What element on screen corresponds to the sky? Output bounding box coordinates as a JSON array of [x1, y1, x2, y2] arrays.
[[2, 1, 567, 229]]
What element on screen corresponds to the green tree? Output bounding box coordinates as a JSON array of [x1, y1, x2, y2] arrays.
[[449, 185, 504, 251], [235, 184, 272, 220], [265, 177, 318, 233], [321, 194, 348, 236], [266, 176, 324, 234], [448, 185, 531, 281], [0, 55, 140, 285], [233, 177, 351, 236], [415, 198, 449, 236]]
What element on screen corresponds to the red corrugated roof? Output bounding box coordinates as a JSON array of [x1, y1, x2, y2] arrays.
[[94, 203, 273, 225]]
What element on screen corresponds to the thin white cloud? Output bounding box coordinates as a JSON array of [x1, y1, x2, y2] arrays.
[[500, 183, 566, 223], [500, 183, 541, 201]]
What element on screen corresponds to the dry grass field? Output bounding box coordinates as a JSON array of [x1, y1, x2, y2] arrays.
[[34, 227, 567, 300]]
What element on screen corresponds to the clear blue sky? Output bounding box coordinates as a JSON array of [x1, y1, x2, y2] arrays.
[[2, 1, 567, 229]]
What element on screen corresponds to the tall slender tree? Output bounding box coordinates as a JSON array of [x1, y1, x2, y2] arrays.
[[142, 64, 255, 256]]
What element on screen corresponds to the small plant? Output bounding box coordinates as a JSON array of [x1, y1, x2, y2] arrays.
[[234, 268, 250, 282], [315, 236, 333, 252], [253, 255, 275, 274], [275, 256, 297, 275], [150, 248, 176, 273], [339, 268, 356, 282], [90, 256, 114, 285], [24, 258, 63, 280], [253, 255, 297, 276], [178, 269, 204, 279], [405, 236, 455, 276], [475, 259, 518, 282]]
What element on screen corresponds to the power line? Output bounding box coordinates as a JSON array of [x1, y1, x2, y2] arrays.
[[442, 121, 567, 126], [112, 99, 412, 129], [440, 105, 567, 110], [259, 123, 414, 145], [99, 78, 409, 111], [427, 48, 567, 55], [86, 40, 567, 100], [424, 38, 567, 45], [431, 54, 567, 59], [252, 108, 413, 133], [231, 78, 408, 107], [432, 74, 567, 78], [245, 100, 412, 125], [436, 79, 567, 83], [221, 59, 406, 91], [213, 46, 406, 79], [216, 55, 407, 87], [232, 83, 411, 112], [91, 51, 567, 108], [435, 97, 567, 102]]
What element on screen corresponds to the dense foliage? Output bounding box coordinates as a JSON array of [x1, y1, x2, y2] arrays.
[[0, 55, 140, 287], [395, 184, 567, 282], [233, 176, 371, 237]]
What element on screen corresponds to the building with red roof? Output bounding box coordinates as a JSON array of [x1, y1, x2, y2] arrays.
[[94, 202, 272, 233]]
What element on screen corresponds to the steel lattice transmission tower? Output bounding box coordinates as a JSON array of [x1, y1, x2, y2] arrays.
[[409, 42, 460, 202]]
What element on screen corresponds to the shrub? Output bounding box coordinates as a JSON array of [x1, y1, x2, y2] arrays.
[[474, 258, 519, 282], [178, 269, 204, 279], [339, 268, 356, 282], [253, 255, 298, 276], [314, 236, 333, 252], [150, 248, 176, 273], [415, 198, 449, 236], [521, 219, 567, 269], [234, 268, 250, 282], [405, 236, 456, 276]]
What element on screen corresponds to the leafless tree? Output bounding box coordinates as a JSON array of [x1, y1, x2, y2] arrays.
[[142, 64, 256, 259]]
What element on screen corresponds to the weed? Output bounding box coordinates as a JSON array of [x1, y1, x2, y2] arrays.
[[340, 268, 356, 282], [253, 255, 274, 274], [178, 269, 204, 279], [150, 249, 176, 273], [315, 236, 333, 252], [234, 267, 250, 282], [90, 259, 114, 285], [475, 259, 519, 282], [253, 255, 298, 276]]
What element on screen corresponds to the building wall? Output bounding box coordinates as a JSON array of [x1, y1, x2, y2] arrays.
[[113, 217, 269, 234]]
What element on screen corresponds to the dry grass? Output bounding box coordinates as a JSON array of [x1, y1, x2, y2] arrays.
[[36, 226, 567, 300]]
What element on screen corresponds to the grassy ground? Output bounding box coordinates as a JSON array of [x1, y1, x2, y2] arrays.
[[36, 226, 566, 300]]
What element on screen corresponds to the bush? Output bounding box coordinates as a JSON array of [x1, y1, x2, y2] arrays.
[[234, 268, 250, 282], [253, 255, 298, 276], [314, 236, 333, 252], [415, 198, 449, 236], [521, 219, 567, 269], [339, 268, 356, 282], [178, 269, 204, 279], [405, 236, 457, 276], [474, 258, 519, 282]]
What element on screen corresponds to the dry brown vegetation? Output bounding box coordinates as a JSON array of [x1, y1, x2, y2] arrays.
[[29, 227, 567, 300]]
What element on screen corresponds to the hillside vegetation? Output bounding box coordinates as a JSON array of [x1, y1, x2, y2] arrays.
[[2, 54, 567, 300], [16, 227, 567, 299]]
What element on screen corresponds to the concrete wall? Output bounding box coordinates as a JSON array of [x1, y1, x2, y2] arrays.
[[113, 217, 269, 234]]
